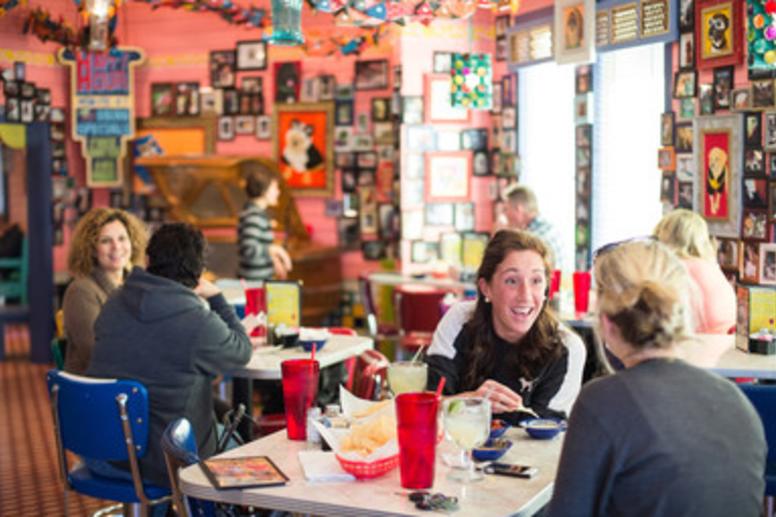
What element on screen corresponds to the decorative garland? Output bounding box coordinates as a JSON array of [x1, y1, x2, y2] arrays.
[[131, 0, 267, 28], [23, 7, 80, 48], [0, 0, 25, 16]]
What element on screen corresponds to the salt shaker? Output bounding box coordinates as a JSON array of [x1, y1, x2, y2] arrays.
[[306, 407, 322, 448]]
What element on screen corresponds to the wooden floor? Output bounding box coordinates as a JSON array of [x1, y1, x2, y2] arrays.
[[0, 324, 109, 516]]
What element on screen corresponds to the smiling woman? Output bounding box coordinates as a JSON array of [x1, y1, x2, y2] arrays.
[[62, 208, 148, 374], [424, 230, 586, 425]]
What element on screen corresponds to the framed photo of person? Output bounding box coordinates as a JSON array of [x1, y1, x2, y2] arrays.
[[674, 70, 697, 99], [712, 65, 734, 111], [236, 40, 267, 71], [661, 112, 675, 146], [759, 243, 776, 285], [716, 237, 740, 270], [209, 50, 236, 88], [744, 148, 765, 176], [695, 0, 744, 70], [554, 0, 595, 64], [425, 151, 472, 202], [694, 114, 743, 237], [679, 32, 695, 70], [744, 112, 762, 149], [752, 79, 775, 109], [731, 88, 751, 111], [675, 122, 693, 152]]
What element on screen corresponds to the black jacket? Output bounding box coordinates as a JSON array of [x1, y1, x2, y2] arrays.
[[87, 267, 251, 486]]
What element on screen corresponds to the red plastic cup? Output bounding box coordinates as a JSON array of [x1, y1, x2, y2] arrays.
[[244, 287, 266, 338], [395, 392, 439, 489], [281, 359, 319, 440], [573, 271, 591, 314], [549, 269, 562, 301]]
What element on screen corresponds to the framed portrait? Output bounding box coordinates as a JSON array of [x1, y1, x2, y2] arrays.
[[335, 99, 354, 126], [241, 76, 263, 93], [742, 210, 769, 239], [694, 114, 743, 236], [300, 78, 320, 103], [764, 111, 776, 151], [695, 0, 744, 70], [151, 83, 174, 116], [674, 70, 697, 98], [699, 83, 715, 115], [236, 40, 267, 71], [741, 241, 760, 282], [575, 64, 593, 94], [200, 88, 223, 116], [425, 151, 472, 202], [273, 102, 334, 196], [759, 243, 776, 285], [554, 0, 595, 64], [679, 32, 695, 70], [675, 122, 693, 152], [424, 74, 471, 124], [731, 88, 751, 111], [217, 116, 235, 141], [743, 178, 768, 209], [658, 147, 676, 170], [492, 82, 502, 113], [176, 82, 200, 116], [716, 237, 740, 270], [255, 115, 271, 140], [274, 62, 301, 103], [661, 172, 677, 204], [222, 88, 240, 115], [209, 50, 235, 88], [752, 79, 775, 109], [371, 97, 391, 122], [678, 181, 694, 208], [461, 128, 488, 151], [744, 148, 764, 175], [355, 60, 388, 91], [680, 0, 695, 31], [661, 112, 675, 146], [319, 75, 336, 100], [745, 111, 763, 148], [712, 66, 734, 111], [234, 115, 255, 135], [472, 150, 490, 176]]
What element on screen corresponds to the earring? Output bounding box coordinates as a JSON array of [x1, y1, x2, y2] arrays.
[[484, 296, 491, 303]]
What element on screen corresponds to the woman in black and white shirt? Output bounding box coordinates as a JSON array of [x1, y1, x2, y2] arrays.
[[425, 230, 585, 424]]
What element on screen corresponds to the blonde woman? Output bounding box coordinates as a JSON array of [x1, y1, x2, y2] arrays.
[[63, 208, 148, 374], [653, 208, 735, 333], [546, 240, 765, 517]]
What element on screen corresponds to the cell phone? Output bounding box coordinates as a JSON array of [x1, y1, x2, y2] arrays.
[[483, 462, 538, 479]]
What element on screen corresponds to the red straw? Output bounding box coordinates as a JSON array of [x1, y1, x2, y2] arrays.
[[435, 377, 446, 399]]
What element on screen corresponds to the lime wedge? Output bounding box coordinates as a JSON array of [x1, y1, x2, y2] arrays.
[[447, 399, 464, 415]]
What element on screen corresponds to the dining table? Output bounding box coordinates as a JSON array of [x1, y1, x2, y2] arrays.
[[680, 333, 776, 380], [179, 425, 564, 516], [231, 334, 374, 439]]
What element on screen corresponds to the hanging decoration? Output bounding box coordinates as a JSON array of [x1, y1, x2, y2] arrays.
[[268, 0, 305, 45], [450, 52, 492, 109], [0, 0, 25, 16], [23, 8, 80, 48], [302, 24, 386, 56], [131, 0, 267, 28], [74, 0, 122, 51]]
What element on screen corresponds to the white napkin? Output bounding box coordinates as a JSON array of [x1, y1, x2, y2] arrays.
[[241, 312, 265, 333], [297, 450, 355, 483]]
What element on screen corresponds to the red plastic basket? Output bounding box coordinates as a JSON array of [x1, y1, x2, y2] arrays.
[[335, 453, 399, 479]]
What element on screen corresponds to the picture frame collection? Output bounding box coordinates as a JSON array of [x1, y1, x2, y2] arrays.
[[575, 64, 593, 271]]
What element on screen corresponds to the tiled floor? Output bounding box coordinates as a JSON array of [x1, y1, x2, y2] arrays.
[[0, 324, 109, 516]]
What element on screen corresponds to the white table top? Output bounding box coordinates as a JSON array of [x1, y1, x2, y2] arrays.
[[231, 335, 373, 380], [679, 333, 776, 379], [179, 426, 563, 517], [368, 272, 475, 292]]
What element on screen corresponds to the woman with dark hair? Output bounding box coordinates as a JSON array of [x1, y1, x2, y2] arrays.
[[426, 230, 586, 424]]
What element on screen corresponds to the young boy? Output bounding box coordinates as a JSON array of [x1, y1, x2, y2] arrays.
[[237, 161, 292, 281]]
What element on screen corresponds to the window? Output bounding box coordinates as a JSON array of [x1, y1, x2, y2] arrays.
[[518, 62, 576, 271], [592, 44, 665, 251]]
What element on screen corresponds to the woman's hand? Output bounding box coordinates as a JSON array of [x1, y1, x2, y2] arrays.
[[473, 380, 523, 414], [194, 277, 221, 299]]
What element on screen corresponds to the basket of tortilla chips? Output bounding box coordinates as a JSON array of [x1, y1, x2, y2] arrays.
[[313, 389, 399, 479]]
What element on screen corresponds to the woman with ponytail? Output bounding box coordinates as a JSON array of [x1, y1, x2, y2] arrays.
[[546, 240, 765, 517], [425, 230, 586, 424]]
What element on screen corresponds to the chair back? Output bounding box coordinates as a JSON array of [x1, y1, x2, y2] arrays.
[[394, 285, 448, 334], [348, 349, 391, 400], [162, 418, 216, 517], [739, 383, 776, 467]]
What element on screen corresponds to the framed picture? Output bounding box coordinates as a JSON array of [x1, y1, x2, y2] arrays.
[[770, 155, 776, 177], [300, 78, 320, 103], [424, 74, 470, 124], [694, 114, 743, 236], [744, 148, 764, 175], [200, 88, 223, 116], [472, 150, 490, 176], [658, 147, 676, 170], [679, 32, 695, 70], [411, 240, 440, 263], [731, 88, 751, 111], [759, 243, 776, 285], [712, 66, 734, 111], [371, 97, 391, 122], [255, 115, 271, 140], [242, 76, 263, 93], [699, 84, 715, 115], [218, 116, 234, 141], [362, 240, 387, 261], [679, 0, 695, 31], [355, 60, 389, 91], [273, 102, 334, 196], [433, 51, 453, 73], [764, 111, 776, 151], [274, 62, 301, 103], [492, 82, 502, 113], [743, 178, 768, 208], [661, 172, 677, 204], [222, 88, 240, 115], [575, 64, 592, 94], [695, 0, 744, 70], [770, 180, 776, 216], [461, 128, 488, 151], [175, 82, 200, 116], [439, 232, 463, 267], [454, 203, 475, 231], [335, 99, 354, 126], [742, 210, 769, 239], [661, 112, 675, 146], [209, 50, 236, 88], [678, 181, 694, 208], [680, 98, 696, 119], [495, 36, 507, 61], [402, 96, 423, 124], [151, 83, 174, 116], [751, 79, 775, 109], [425, 203, 455, 226], [745, 111, 763, 148], [716, 238, 740, 270], [319, 75, 336, 101], [674, 70, 697, 98], [742, 241, 760, 282], [236, 40, 267, 71], [554, 0, 595, 64], [425, 152, 472, 202], [675, 123, 693, 152], [235, 115, 255, 135]]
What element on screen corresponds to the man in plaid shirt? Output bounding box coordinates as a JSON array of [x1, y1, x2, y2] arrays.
[[502, 184, 565, 269]]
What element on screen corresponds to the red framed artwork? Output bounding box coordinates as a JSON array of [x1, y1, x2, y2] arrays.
[[701, 129, 731, 220], [424, 74, 471, 124], [695, 0, 744, 70], [273, 102, 334, 196], [424, 151, 472, 202]]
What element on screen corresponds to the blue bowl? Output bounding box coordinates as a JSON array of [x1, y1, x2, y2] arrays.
[[521, 418, 566, 440], [299, 338, 327, 353], [473, 438, 512, 462], [489, 419, 510, 440]]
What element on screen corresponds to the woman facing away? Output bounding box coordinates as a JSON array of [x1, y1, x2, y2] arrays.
[[62, 208, 148, 374], [546, 239, 765, 517], [425, 230, 586, 424], [653, 208, 735, 334]]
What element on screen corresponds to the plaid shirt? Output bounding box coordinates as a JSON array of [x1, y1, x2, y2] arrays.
[[527, 216, 564, 270]]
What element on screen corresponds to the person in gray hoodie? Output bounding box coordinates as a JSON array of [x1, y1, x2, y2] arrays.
[[87, 222, 252, 488]]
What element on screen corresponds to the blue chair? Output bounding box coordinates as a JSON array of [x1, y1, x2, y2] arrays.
[[161, 418, 216, 517], [0, 237, 28, 304], [738, 383, 776, 510], [46, 369, 170, 516]]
